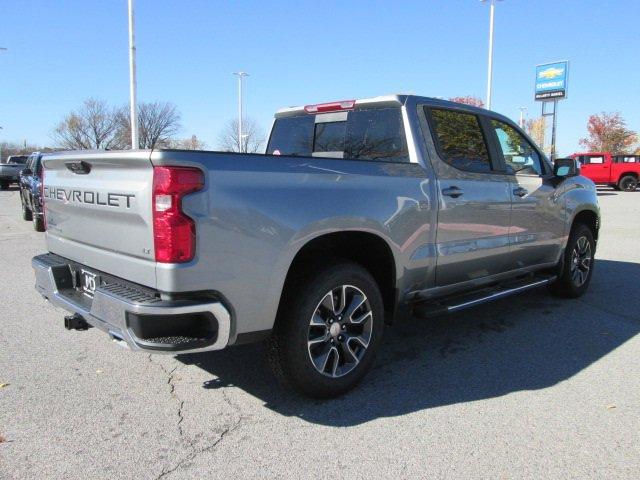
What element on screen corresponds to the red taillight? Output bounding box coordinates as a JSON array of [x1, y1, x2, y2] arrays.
[[152, 166, 204, 263], [304, 100, 356, 114]]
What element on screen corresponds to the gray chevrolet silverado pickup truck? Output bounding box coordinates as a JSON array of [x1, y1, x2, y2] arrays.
[[32, 95, 599, 397]]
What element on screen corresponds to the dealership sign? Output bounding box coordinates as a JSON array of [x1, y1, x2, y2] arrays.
[[535, 61, 569, 101]]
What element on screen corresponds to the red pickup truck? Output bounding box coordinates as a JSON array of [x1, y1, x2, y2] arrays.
[[572, 152, 640, 191]]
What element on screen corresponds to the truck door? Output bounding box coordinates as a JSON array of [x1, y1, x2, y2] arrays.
[[423, 107, 513, 286], [489, 119, 565, 268], [579, 154, 610, 183]]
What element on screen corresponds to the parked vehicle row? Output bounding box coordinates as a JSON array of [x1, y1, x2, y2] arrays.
[[572, 152, 640, 191], [19, 152, 45, 231], [30, 95, 600, 398], [0, 154, 29, 189]]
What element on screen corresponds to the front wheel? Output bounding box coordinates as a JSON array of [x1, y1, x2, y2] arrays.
[[268, 261, 384, 398], [0, 181, 9, 190], [549, 224, 595, 298], [618, 175, 638, 192]]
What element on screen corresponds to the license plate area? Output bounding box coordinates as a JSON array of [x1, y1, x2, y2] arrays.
[[80, 269, 99, 298]]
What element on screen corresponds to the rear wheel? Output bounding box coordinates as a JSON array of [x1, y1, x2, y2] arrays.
[[32, 212, 45, 232], [0, 181, 9, 190], [268, 261, 384, 398], [22, 199, 33, 221], [618, 175, 638, 192], [549, 223, 595, 298]]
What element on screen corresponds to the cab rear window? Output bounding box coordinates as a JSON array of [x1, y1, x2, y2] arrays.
[[267, 108, 409, 163]]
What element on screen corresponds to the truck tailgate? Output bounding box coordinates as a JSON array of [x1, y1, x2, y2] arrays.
[[43, 151, 157, 288]]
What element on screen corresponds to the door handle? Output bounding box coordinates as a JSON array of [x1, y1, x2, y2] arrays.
[[513, 187, 528, 197], [442, 186, 463, 198]]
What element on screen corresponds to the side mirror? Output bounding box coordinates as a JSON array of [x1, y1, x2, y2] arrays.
[[553, 158, 579, 178], [21, 168, 33, 176]]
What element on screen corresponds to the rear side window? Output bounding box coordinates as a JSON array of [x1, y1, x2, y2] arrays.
[[267, 108, 409, 163], [427, 108, 492, 173], [344, 109, 409, 162], [614, 155, 639, 163]]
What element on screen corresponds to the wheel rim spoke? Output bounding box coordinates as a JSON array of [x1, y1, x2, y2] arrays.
[[320, 291, 336, 315], [343, 294, 366, 322], [310, 313, 326, 327], [307, 284, 373, 378], [571, 236, 592, 287]]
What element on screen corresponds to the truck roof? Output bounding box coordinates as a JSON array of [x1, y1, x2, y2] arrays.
[[274, 94, 493, 118]]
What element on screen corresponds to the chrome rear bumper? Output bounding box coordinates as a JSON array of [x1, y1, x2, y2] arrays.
[[32, 253, 231, 354]]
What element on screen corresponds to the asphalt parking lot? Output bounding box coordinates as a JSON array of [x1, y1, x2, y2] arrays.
[[0, 186, 638, 479]]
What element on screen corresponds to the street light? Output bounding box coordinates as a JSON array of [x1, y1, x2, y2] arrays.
[[233, 72, 249, 152], [481, 0, 502, 110], [128, 0, 139, 149], [519, 106, 527, 128]]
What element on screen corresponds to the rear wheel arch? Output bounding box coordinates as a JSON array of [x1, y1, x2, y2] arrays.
[[277, 231, 397, 323]]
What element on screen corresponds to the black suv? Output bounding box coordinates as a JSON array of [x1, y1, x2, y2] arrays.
[[19, 152, 45, 232]]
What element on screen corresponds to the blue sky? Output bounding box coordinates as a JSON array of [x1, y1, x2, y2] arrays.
[[1, 0, 639, 155]]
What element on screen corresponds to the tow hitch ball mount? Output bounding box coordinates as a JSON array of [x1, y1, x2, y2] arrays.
[[64, 314, 91, 331]]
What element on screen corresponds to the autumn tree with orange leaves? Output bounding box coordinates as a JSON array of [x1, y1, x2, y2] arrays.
[[579, 112, 637, 153], [448, 96, 485, 108]]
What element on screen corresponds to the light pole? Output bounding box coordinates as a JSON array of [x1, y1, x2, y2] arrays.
[[233, 72, 249, 152], [481, 0, 501, 110], [128, 0, 139, 149], [0, 50, 5, 161], [519, 106, 527, 128]]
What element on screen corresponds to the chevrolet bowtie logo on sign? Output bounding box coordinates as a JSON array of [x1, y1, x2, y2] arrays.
[[535, 61, 569, 101], [538, 67, 564, 80]]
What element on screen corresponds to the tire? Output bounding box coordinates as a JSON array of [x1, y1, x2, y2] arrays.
[[548, 223, 595, 298], [0, 181, 9, 190], [32, 213, 45, 232], [618, 175, 638, 192], [22, 199, 33, 221], [267, 260, 384, 398]]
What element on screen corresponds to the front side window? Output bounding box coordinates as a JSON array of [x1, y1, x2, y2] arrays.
[[584, 156, 604, 164], [491, 120, 543, 175], [428, 108, 492, 173]]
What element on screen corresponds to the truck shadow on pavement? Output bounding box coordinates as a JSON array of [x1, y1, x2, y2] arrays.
[[177, 259, 639, 426]]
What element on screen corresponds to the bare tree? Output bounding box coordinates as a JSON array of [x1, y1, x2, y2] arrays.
[[167, 135, 207, 150], [1, 141, 43, 163], [217, 118, 264, 153], [52, 98, 125, 150], [118, 101, 182, 149]]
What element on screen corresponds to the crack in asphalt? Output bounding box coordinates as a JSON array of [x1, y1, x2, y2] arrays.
[[148, 355, 245, 480], [154, 416, 244, 480]]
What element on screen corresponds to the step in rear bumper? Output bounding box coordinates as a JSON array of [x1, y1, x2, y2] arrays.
[[32, 253, 231, 354]]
